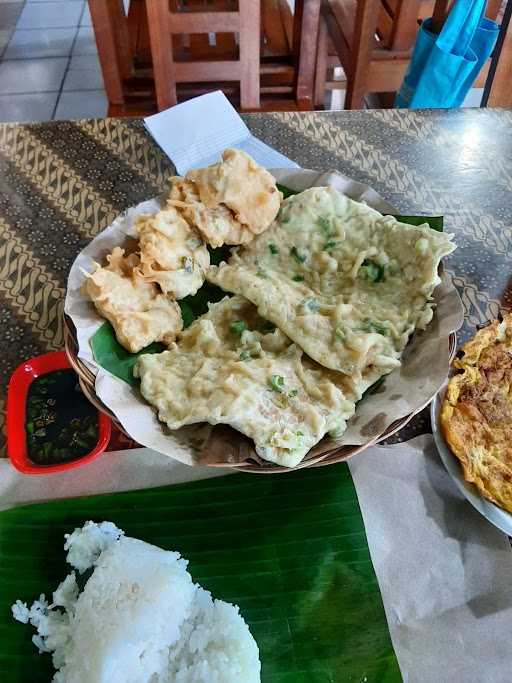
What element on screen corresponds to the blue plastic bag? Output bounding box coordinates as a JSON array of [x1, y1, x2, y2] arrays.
[[395, 0, 499, 108]]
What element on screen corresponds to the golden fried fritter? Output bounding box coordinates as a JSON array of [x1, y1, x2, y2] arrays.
[[83, 247, 182, 353], [441, 313, 512, 512], [168, 149, 282, 247], [135, 206, 209, 298], [168, 177, 254, 248]]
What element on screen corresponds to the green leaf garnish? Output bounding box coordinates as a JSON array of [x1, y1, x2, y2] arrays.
[[290, 246, 307, 264], [230, 320, 247, 336], [292, 274, 304, 282], [276, 183, 298, 199], [269, 375, 285, 393], [268, 243, 279, 255], [91, 322, 164, 386], [324, 240, 338, 251], [208, 244, 232, 266], [179, 281, 228, 329], [393, 215, 444, 232], [359, 259, 385, 283]]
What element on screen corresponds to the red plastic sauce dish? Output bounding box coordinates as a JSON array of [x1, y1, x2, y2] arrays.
[[6, 350, 111, 475]]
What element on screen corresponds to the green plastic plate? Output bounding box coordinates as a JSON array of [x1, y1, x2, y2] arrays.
[[0, 465, 401, 682]]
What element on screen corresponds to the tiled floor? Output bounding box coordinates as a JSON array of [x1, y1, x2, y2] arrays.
[[0, 0, 107, 122]]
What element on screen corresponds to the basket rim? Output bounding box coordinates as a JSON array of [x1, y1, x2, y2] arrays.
[[63, 313, 456, 473]]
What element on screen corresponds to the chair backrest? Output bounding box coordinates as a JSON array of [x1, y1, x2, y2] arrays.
[[377, 0, 422, 50], [146, 0, 261, 111]]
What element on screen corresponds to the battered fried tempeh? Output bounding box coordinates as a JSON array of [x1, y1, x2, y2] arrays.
[[83, 247, 182, 353], [135, 206, 209, 299], [168, 149, 282, 247]]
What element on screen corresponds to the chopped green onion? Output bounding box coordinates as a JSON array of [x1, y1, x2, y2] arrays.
[[256, 269, 268, 278], [335, 327, 345, 341], [289, 389, 298, 397], [268, 243, 279, 255], [230, 320, 247, 336], [239, 350, 252, 361], [359, 259, 385, 283], [269, 375, 285, 393], [360, 319, 387, 335], [306, 299, 320, 313], [26, 421, 34, 434], [292, 274, 304, 282], [290, 246, 307, 264], [324, 240, 338, 251], [317, 216, 332, 236]]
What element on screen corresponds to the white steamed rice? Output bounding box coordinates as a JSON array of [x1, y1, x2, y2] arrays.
[[12, 521, 260, 683]]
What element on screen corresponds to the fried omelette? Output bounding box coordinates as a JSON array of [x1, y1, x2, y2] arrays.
[[441, 314, 512, 512]]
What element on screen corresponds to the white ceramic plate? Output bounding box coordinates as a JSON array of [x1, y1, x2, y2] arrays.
[[431, 386, 512, 536]]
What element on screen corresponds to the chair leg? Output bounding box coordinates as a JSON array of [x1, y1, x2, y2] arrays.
[[88, 0, 128, 105], [295, 0, 322, 110], [239, 0, 261, 110], [314, 16, 328, 108], [146, 0, 177, 110], [345, 0, 381, 109]]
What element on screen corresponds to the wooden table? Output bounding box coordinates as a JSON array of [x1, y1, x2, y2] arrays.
[[1, 108, 511, 456]]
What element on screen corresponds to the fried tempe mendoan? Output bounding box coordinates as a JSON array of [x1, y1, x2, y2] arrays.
[[441, 314, 512, 512], [84, 247, 182, 353], [135, 206, 209, 298], [168, 149, 282, 247]]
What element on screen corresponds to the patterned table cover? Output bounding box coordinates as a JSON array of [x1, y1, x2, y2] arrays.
[[1, 108, 511, 456]]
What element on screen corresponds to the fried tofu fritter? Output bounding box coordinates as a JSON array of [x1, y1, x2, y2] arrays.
[[441, 314, 512, 512]]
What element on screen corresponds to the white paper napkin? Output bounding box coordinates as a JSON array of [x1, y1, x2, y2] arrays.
[[349, 435, 512, 683], [144, 91, 299, 173]]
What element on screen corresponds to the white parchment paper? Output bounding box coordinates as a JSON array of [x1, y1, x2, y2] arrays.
[[349, 435, 512, 683], [64, 169, 463, 466]]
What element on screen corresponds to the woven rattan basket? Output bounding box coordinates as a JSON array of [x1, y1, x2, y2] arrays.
[[64, 313, 457, 473]]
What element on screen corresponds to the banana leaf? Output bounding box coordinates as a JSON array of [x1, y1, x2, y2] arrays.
[[0, 465, 401, 682], [91, 324, 164, 386]]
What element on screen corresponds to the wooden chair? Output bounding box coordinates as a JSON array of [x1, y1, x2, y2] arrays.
[[314, 0, 504, 109], [145, 0, 260, 110], [89, 0, 312, 114]]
